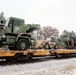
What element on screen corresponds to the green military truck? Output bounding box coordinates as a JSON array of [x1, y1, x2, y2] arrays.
[[52, 31, 76, 49], [0, 17, 40, 50]]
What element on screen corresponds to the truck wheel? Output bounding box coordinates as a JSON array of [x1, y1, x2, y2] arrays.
[[54, 44, 59, 49], [44, 42, 50, 49], [16, 39, 30, 50]]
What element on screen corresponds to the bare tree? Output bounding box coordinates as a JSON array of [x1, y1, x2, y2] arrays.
[[0, 12, 6, 24], [0, 12, 6, 33], [36, 28, 43, 40], [0, 12, 5, 20], [41, 26, 59, 40]]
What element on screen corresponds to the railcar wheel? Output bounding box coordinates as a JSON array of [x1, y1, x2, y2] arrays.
[[9, 57, 17, 62]]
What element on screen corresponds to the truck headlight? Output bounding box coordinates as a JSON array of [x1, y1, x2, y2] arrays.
[[31, 40, 34, 42]]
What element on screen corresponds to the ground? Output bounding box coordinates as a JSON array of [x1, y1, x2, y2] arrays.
[[0, 57, 76, 75]]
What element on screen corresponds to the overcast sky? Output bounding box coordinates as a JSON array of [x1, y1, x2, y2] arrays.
[[0, 0, 76, 34]]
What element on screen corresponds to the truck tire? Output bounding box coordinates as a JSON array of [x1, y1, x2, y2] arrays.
[[54, 44, 59, 49], [16, 39, 30, 50], [44, 42, 50, 49]]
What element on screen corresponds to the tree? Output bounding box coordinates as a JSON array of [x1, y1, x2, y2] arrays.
[[0, 12, 5, 33], [38, 26, 59, 40], [0, 12, 6, 24], [0, 12, 5, 20]]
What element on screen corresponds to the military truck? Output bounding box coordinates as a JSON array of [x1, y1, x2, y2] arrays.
[[53, 31, 76, 49], [0, 17, 40, 50]]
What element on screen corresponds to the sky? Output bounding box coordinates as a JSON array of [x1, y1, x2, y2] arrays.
[[0, 0, 76, 34]]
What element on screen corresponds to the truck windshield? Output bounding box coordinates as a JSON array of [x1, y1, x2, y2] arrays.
[[5, 17, 25, 27]]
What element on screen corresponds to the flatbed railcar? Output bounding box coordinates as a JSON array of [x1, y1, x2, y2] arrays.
[[0, 49, 51, 62], [50, 49, 76, 57], [0, 49, 76, 62]]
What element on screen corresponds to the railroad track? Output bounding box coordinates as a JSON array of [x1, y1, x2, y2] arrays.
[[0, 55, 76, 66]]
